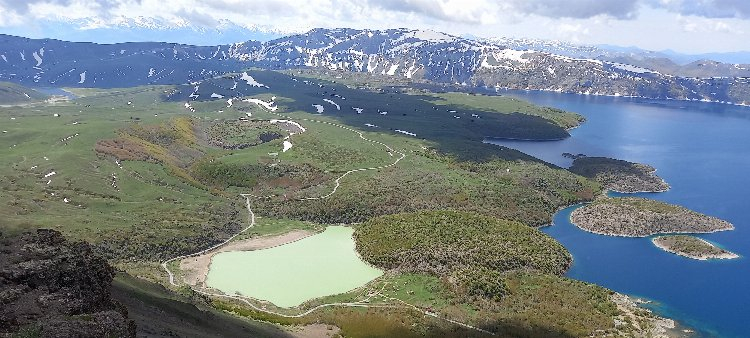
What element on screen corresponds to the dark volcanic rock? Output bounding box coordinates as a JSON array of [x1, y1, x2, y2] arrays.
[[0, 229, 135, 337]]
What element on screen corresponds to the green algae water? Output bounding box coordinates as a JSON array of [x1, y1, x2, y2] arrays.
[[205, 226, 382, 308]]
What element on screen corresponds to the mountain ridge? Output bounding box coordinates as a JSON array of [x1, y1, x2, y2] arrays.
[[1, 28, 749, 105]]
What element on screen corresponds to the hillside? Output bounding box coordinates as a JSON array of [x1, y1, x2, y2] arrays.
[[0, 82, 47, 104], [1, 29, 750, 104]]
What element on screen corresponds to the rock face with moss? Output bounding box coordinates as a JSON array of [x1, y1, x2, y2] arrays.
[[652, 235, 739, 260], [569, 157, 670, 193], [571, 197, 734, 237], [0, 229, 135, 337]]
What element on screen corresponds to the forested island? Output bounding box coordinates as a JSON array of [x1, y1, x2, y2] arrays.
[[569, 157, 670, 193], [571, 197, 734, 237], [652, 235, 739, 260]]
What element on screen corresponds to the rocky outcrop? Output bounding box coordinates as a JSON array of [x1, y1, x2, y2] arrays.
[[652, 235, 739, 260], [569, 157, 670, 193], [570, 197, 734, 237], [0, 229, 135, 337]]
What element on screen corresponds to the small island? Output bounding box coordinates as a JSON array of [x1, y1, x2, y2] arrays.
[[652, 235, 739, 260], [569, 157, 670, 193], [571, 197, 734, 237]]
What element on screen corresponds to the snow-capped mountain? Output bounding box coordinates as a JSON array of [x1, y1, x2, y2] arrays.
[[1, 28, 749, 104], [0, 18, 283, 46], [484, 36, 750, 78]]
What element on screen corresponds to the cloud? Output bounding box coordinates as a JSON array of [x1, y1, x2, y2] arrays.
[[652, 0, 750, 19], [364, 0, 497, 24], [511, 0, 640, 19]]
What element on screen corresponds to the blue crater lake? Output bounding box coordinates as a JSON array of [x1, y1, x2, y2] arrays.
[[487, 91, 750, 338]]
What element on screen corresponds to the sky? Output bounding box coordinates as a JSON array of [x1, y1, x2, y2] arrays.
[[0, 0, 749, 54]]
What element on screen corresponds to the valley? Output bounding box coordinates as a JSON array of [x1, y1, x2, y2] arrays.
[[0, 67, 680, 337]]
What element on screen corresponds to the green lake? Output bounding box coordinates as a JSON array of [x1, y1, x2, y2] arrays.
[[205, 226, 383, 308]]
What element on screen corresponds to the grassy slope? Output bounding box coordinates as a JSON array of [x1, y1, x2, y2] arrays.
[[112, 272, 293, 338], [0, 82, 47, 105]]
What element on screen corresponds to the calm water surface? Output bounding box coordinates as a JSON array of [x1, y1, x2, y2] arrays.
[[206, 226, 382, 308], [487, 91, 750, 338]]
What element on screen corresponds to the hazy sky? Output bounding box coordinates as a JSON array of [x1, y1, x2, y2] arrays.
[[0, 0, 749, 53]]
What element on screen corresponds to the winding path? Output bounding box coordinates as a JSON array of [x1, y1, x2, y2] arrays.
[[160, 101, 492, 335]]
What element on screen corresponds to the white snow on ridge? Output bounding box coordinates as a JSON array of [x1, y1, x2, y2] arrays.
[[323, 99, 340, 110], [1, 54, 6, 62], [395, 129, 417, 136], [312, 104, 324, 113], [352, 107, 363, 114], [148, 68, 155, 77], [211, 93, 224, 99], [386, 64, 400, 75], [230, 81, 237, 90], [495, 49, 530, 63], [19, 51, 25, 61], [78, 71, 86, 84], [32, 51, 42, 66], [240, 72, 269, 88], [405, 63, 422, 79], [398, 29, 457, 43]]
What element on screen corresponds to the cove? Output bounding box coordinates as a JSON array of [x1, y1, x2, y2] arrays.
[[488, 90, 750, 338], [205, 226, 382, 308]]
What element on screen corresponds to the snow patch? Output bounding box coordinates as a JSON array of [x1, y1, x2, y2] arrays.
[[364, 123, 378, 127], [243, 97, 277, 111], [282, 140, 293, 152], [353, 107, 364, 114], [270, 119, 306, 133], [395, 129, 416, 136], [0, 54, 6, 62], [323, 99, 340, 110], [32, 51, 42, 66], [312, 104, 324, 113], [44, 171, 57, 178], [148, 68, 155, 77], [240, 72, 269, 88], [78, 71, 86, 84], [226, 98, 233, 108], [211, 93, 224, 99], [386, 64, 400, 76]]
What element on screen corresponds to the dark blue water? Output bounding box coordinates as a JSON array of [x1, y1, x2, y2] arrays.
[[488, 91, 750, 338]]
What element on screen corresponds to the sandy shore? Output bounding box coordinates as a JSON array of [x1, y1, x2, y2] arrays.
[[179, 230, 314, 286], [651, 237, 739, 260]]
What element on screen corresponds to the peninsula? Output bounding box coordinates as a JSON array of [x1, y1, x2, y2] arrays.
[[652, 235, 739, 260], [569, 157, 670, 193], [571, 197, 734, 237]]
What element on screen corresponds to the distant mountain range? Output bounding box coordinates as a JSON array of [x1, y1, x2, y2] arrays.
[[487, 37, 750, 78], [0, 18, 284, 45], [1, 28, 749, 105]]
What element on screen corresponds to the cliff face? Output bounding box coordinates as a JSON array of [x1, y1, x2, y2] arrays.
[[0, 229, 135, 337]]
